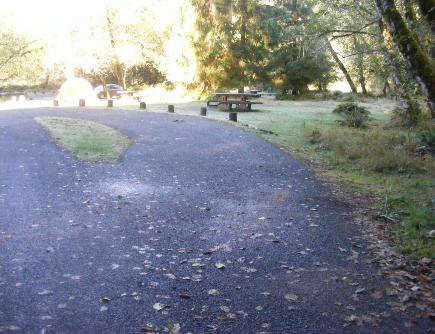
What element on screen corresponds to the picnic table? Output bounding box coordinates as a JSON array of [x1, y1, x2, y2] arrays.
[[207, 92, 262, 111]]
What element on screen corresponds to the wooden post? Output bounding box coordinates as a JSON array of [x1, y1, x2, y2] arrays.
[[107, 99, 113, 107], [168, 105, 175, 113], [53, 100, 59, 107], [200, 107, 207, 116], [229, 112, 237, 122], [79, 99, 85, 107], [140, 102, 146, 109]]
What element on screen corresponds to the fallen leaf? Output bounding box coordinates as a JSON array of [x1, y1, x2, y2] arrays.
[[153, 303, 166, 311], [285, 293, 298, 302], [168, 323, 181, 334], [140, 325, 159, 333], [215, 262, 225, 269], [208, 289, 220, 296]]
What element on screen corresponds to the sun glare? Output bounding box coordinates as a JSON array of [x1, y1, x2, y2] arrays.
[[1, 0, 196, 85]]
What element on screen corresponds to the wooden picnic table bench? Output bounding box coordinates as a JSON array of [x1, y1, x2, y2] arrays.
[[207, 92, 263, 110], [210, 99, 262, 111]]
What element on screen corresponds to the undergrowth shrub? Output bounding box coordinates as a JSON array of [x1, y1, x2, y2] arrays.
[[390, 99, 422, 128], [395, 206, 435, 259], [309, 126, 435, 174], [332, 102, 370, 128], [307, 129, 322, 144], [417, 127, 435, 153], [340, 94, 358, 103]]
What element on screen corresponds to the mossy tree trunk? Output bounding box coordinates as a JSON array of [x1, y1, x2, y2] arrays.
[[375, 0, 435, 117], [378, 19, 421, 123], [416, 0, 435, 34]]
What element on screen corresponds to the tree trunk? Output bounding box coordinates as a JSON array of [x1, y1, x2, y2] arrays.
[[375, 0, 435, 117], [353, 36, 368, 95], [404, 0, 418, 26], [416, 0, 435, 34], [378, 18, 421, 123], [122, 67, 127, 90], [106, 7, 125, 88], [382, 79, 391, 97], [44, 74, 50, 88], [325, 38, 358, 93], [238, 0, 248, 93], [358, 67, 368, 95]]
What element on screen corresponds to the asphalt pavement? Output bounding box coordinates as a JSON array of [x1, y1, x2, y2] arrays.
[[0, 108, 430, 333]]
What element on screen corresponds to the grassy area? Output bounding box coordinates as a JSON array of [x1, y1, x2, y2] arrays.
[[115, 96, 434, 259], [243, 99, 434, 259], [35, 117, 131, 162]]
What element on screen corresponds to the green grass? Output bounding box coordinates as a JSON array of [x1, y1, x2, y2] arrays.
[[35, 117, 131, 162]]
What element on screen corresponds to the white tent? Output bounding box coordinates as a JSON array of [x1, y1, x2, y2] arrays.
[[57, 78, 94, 102]]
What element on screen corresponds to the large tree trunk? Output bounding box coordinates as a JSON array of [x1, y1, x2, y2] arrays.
[[416, 0, 435, 34], [375, 0, 435, 117], [404, 0, 418, 26], [325, 38, 358, 93], [378, 19, 421, 123]]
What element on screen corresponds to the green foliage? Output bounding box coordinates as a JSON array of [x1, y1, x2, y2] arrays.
[[0, 31, 46, 85], [310, 126, 434, 173], [332, 102, 370, 128], [340, 94, 358, 103], [307, 128, 322, 144], [391, 100, 422, 127], [270, 51, 335, 95], [417, 127, 435, 153], [191, 1, 335, 94], [263, 2, 336, 94], [82, 60, 167, 89], [395, 206, 435, 259], [126, 62, 166, 88], [192, 0, 270, 92]]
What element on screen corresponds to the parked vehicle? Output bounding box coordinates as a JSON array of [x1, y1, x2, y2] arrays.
[[95, 84, 131, 99]]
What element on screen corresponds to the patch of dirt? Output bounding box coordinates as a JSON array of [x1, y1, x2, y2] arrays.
[[101, 180, 159, 197]]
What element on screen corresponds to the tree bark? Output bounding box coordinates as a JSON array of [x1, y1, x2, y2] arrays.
[[382, 79, 391, 96], [378, 18, 421, 123], [375, 0, 435, 117], [238, 0, 248, 93], [404, 0, 418, 25], [353, 36, 368, 95], [416, 0, 435, 34], [106, 7, 126, 88], [325, 38, 358, 93]]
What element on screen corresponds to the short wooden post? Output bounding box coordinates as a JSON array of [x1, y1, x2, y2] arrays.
[[79, 99, 85, 107], [107, 99, 113, 107], [200, 107, 207, 116], [140, 101, 146, 109], [53, 100, 59, 107], [229, 112, 237, 122], [168, 105, 175, 113]]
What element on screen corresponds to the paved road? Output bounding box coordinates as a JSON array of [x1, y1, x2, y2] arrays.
[[0, 108, 429, 333]]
